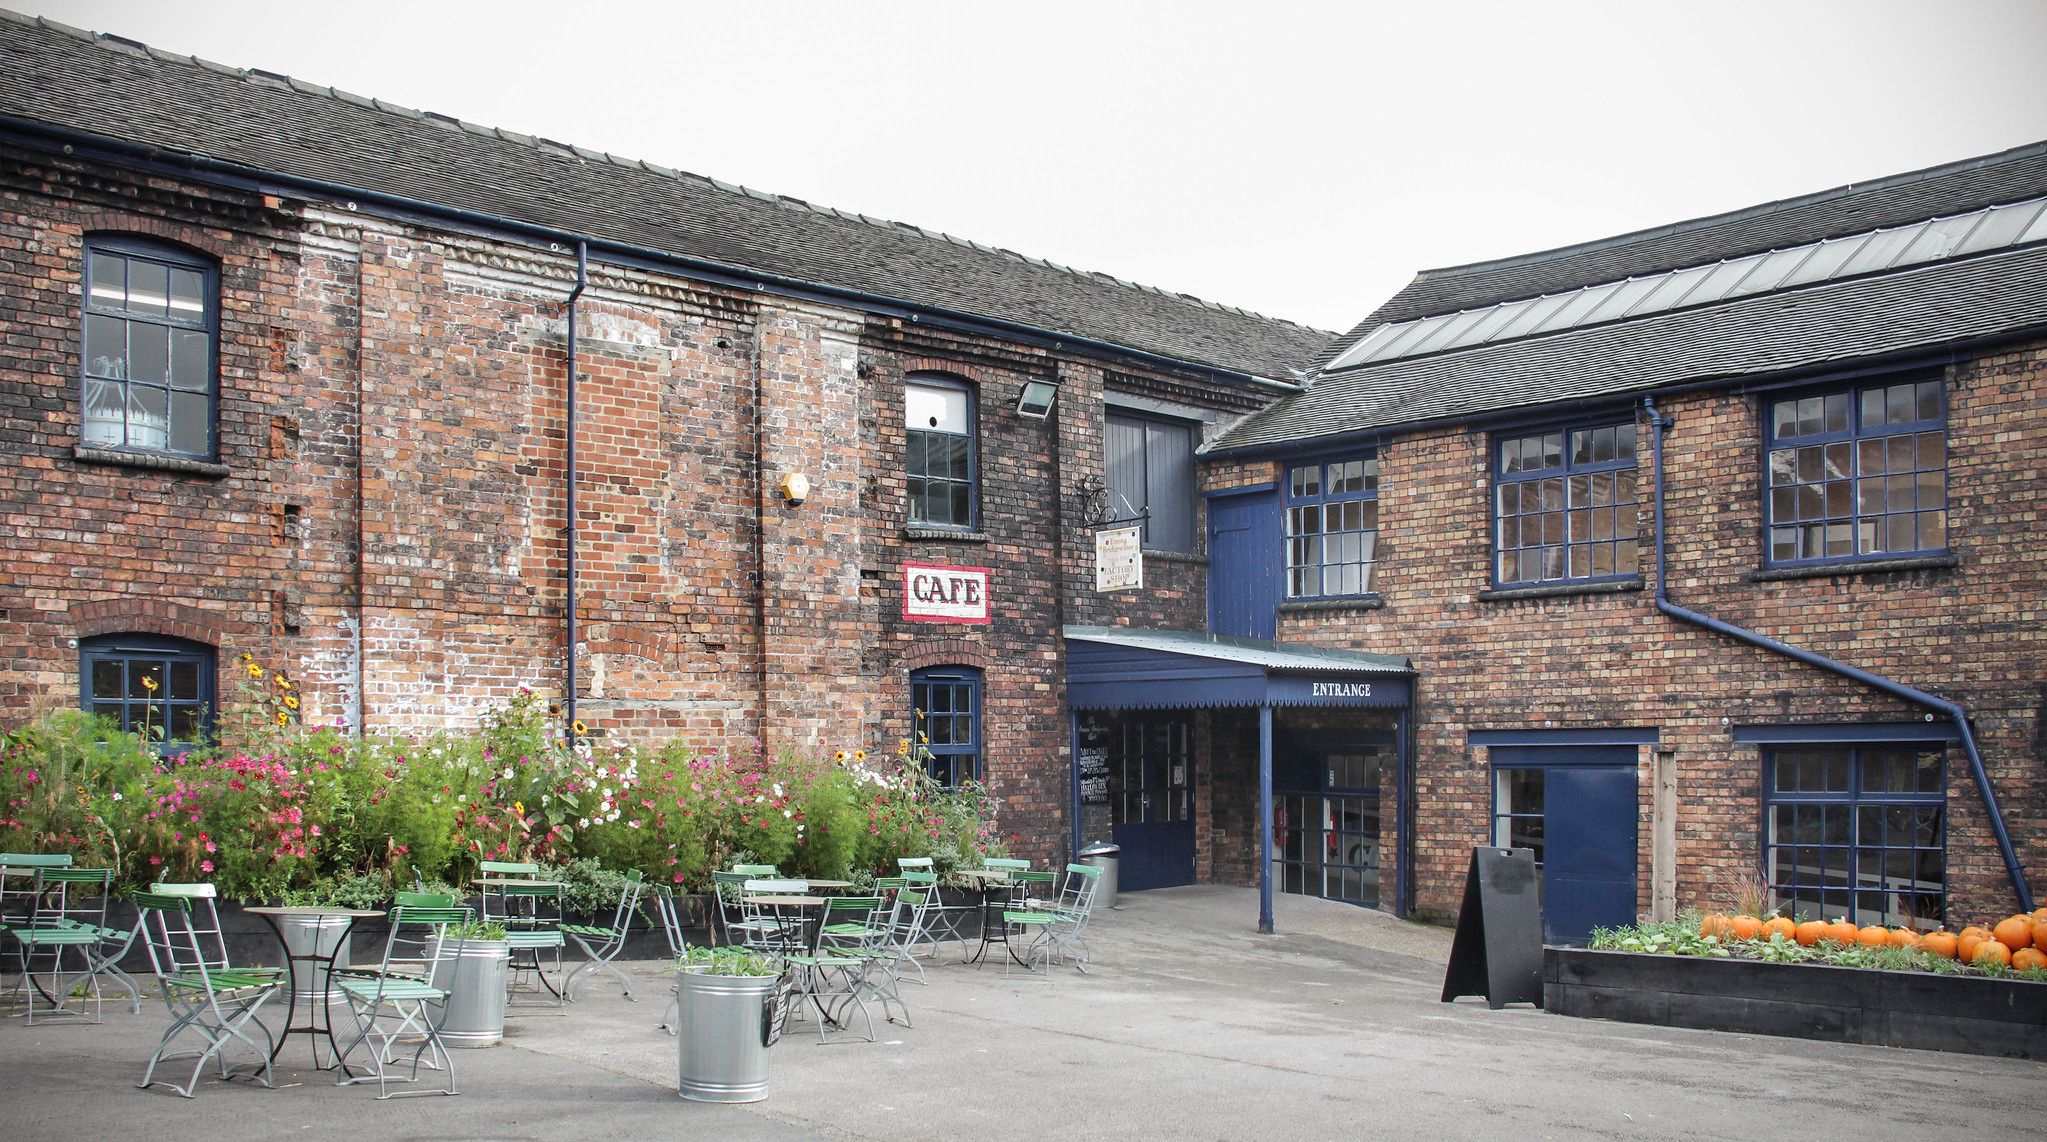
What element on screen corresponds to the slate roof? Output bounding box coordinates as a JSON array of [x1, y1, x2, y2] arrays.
[[0, 11, 1331, 382], [1215, 141, 2047, 452]]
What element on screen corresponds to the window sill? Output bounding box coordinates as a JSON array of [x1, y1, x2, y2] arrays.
[[1477, 575, 1645, 603], [1750, 554, 1958, 582], [73, 446, 229, 479], [1279, 594, 1385, 614], [904, 526, 989, 544]]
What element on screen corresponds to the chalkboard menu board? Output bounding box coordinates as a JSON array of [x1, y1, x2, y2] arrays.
[[1440, 847, 1544, 1009], [1078, 715, 1110, 805]]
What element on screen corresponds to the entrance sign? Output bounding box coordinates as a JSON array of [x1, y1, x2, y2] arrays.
[[1095, 526, 1143, 592], [1440, 847, 1544, 1009], [902, 562, 991, 623]]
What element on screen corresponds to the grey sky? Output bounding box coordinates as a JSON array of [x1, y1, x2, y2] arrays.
[[20, 0, 2047, 333]]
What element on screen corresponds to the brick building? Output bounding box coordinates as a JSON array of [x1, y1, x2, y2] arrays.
[[3, 13, 2042, 936], [0, 14, 1324, 868], [1201, 142, 2047, 935]]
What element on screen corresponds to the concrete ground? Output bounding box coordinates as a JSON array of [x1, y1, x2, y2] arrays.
[[5, 886, 2039, 1140]]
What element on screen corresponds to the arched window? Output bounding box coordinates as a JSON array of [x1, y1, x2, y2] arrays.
[[81, 236, 219, 459], [910, 666, 982, 788], [79, 634, 216, 754], [904, 373, 977, 530]]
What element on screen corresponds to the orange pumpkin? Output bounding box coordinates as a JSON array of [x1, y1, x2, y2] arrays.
[[1729, 915, 1765, 941], [1699, 913, 1733, 939], [2012, 947, 2047, 972], [1856, 924, 1891, 948], [1919, 930, 1958, 959], [1824, 919, 1860, 946], [1971, 940, 2013, 969], [1763, 916, 1797, 941], [1958, 930, 1992, 965], [1991, 915, 2034, 951], [1887, 928, 1922, 950], [1794, 920, 1829, 947]]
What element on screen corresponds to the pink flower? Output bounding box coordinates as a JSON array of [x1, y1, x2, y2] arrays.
[[200, 860, 214, 873]]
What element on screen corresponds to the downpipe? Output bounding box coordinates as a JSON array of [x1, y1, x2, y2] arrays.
[[565, 243, 587, 735], [1643, 397, 2032, 912]]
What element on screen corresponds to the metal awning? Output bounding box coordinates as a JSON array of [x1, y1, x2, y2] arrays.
[[1063, 625, 1412, 711]]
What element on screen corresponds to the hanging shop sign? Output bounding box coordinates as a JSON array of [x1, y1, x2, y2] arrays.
[[1095, 525, 1143, 592], [902, 562, 991, 624]]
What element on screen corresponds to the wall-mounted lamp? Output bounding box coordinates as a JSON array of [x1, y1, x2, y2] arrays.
[[779, 470, 810, 507], [1015, 379, 1060, 419]]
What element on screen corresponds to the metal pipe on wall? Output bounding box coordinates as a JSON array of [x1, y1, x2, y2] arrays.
[[564, 243, 587, 734], [1643, 397, 2032, 912]]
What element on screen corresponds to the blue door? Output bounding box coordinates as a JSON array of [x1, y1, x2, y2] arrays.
[[1207, 489, 1279, 639], [1493, 748, 1639, 944], [1107, 715, 1196, 891]]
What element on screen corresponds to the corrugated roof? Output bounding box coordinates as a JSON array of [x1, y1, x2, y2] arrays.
[[1063, 626, 1411, 673], [0, 12, 1332, 381], [1214, 242, 2047, 450]]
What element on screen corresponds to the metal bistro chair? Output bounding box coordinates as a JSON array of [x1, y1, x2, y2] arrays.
[[1009, 863, 1106, 978], [476, 860, 565, 1013], [737, 879, 812, 954], [334, 902, 470, 1099], [896, 861, 973, 963], [788, 895, 880, 1043], [1, 852, 73, 1002], [9, 865, 142, 1024], [134, 890, 284, 1099], [712, 870, 780, 948], [653, 884, 690, 1035], [563, 870, 645, 1001]]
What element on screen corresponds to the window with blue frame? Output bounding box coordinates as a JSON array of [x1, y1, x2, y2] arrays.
[[1762, 744, 1945, 928], [905, 374, 977, 530], [1284, 455, 1378, 598], [1765, 375, 1946, 565], [81, 236, 219, 459], [79, 634, 216, 755], [1493, 421, 1638, 586], [910, 666, 981, 789]]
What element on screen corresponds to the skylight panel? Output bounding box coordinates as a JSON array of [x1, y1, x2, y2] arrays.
[[1837, 226, 1921, 277], [1954, 199, 2047, 254], [1778, 233, 1870, 287], [1493, 293, 1573, 342]]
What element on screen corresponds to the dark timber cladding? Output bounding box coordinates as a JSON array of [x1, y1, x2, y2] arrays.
[[1064, 626, 1414, 932]]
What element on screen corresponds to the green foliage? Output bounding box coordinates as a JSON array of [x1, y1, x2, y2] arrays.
[[447, 919, 508, 942], [0, 710, 158, 876], [676, 943, 783, 977], [1592, 917, 2038, 980]]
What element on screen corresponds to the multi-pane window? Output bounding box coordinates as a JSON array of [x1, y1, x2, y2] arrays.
[[81, 238, 217, 458], [1105, 411, 1196, 552], [1494, 422, 1638, 586], [905, 375, 976, 529], [910, 667, 981, 788], [1766, 377, 1947, 564], [1763, 744, 1945, 928], [1285, 456, 1378, 598], [79, 634, 215, 755]]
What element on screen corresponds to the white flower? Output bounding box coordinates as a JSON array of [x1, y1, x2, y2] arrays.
[[755, 795, 766, 804], [579, 817, 591, 828], [628, 820, 642, 829], [600, 801, 613, 814], [502, 767, 514, 780], [111, 791, 123, 801], [457, 793, 467, 802], [782, 809, 793, 818], [772, 783, 785, 798]]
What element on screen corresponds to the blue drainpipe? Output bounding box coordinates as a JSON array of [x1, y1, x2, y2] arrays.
[[1643, 397, 2032, 912]]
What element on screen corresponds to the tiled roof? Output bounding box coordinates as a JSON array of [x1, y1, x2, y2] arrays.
[[1215, 141, 2047, 451], [0, 12, 1331, 381], [1215, 242, 2047, 450]]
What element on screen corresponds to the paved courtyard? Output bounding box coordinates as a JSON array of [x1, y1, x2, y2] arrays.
[[6, 886, 2039, 1139]]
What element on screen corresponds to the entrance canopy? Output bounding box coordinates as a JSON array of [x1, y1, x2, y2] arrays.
[[1064, 626, 1413, 710], [1064, 626, 1416, 933]]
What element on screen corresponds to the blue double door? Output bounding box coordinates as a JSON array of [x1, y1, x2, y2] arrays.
[[1107, 715, 1197, 891], [1493, 747, 1640, 944]]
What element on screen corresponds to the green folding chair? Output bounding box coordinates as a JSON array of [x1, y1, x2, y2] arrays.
[[477, 860, 564, 1013], [563, 870, 645, 1001], [9, 866, 141, 1023], [135, 891, 283, 1098], [335, 902, 470, 1098]]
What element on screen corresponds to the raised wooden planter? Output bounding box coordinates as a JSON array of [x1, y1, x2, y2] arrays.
[[1544, 947, 2047, 1060]]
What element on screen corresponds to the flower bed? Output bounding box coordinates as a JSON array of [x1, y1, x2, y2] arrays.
[[1, 673, 1002, 903], [1544, 946, 2047, 1060]]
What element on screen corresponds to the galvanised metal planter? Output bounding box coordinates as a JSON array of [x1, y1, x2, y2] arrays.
[[433, 939, 510, 1048], [675, 969, 778, 1103], [277, 912, 354, 1006], [1544, 947, 2047, 1059]]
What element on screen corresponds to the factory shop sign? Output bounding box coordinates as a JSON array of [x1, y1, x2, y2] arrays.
[[902, 562, 991, 624]]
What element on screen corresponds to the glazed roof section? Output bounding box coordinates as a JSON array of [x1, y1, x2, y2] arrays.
[[1214, 140, 2047, 451], [0, 12, 1331, 382]]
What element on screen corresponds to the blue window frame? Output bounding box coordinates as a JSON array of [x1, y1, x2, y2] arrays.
[[81, 236, 218, 459], [79, 634, 216, 755], [1106, 410, 1197, 553], [1493, 421, 1639, 586], [1765, 375, 1946, 565], [1284, 455, 1378, 598], [910, 667, 981, 788], [906, 374, 977, 530], [1762, 743, 1945, 928]]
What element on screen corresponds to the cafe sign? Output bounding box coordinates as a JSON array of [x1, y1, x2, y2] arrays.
[[902, 562, 991, 624]]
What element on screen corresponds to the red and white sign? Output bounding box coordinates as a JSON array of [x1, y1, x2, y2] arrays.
[[902, 562, 991, 624]]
